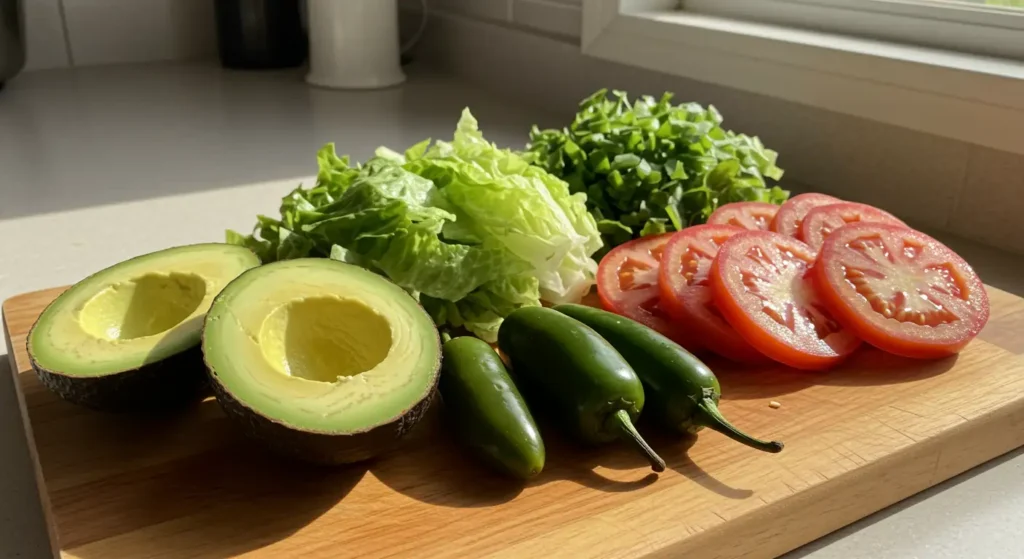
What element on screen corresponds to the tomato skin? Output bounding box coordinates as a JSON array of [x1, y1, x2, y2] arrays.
[[707, 202, 780, 231], [597, 234, 696, 348], [800, 202, 906, 250], [814, 223, 989, 359], [771, 193, 842, 237], [658, 225, 766, 363], [709, 231, 861, 370]]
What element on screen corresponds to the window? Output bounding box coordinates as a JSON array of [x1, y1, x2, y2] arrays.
[[684, 0, 1024, 59], [581, 0, 1024, 155]]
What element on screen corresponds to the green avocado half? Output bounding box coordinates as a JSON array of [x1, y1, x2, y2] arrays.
[[27, 244, 261, 411], [202, 258, 441, 465]]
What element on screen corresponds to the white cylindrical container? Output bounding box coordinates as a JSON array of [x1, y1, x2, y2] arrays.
[[306, 0, 406, 89]]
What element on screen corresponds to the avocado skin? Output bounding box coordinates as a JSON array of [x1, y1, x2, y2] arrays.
[[209, 372, 438, 465], [29, 341, 209, 412]]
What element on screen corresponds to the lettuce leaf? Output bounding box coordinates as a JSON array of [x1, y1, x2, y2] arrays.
[[405, 109, 601, 303], [421, 275, 540, 342], [228, 110, 601, 340]]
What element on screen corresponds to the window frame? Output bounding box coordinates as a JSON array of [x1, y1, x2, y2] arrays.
[[581, 0, 1024, 155], [684, 0, 1024, 60]]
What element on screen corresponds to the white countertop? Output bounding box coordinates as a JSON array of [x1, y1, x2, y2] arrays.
[[1, 62, 1023, 559]]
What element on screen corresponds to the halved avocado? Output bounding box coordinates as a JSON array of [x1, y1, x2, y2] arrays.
[[202, 259, 441, 465], [27, 244, 261, 411]]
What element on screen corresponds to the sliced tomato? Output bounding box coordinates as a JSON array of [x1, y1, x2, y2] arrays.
[[771, 193, 842, 237], [658, 225, 766, 363], [814, 223, 989, 358], [800, 202, 906, 250], [597, 234, 696, 347], [707, 202, 779, 231], [709, 231, 861, 370]]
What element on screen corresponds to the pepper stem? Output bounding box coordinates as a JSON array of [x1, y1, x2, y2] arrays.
[[695, 397, 784, 454], [607, 409, 666, 472]]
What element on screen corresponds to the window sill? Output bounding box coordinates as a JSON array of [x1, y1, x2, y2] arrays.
[[582, 1, 1024, 155]]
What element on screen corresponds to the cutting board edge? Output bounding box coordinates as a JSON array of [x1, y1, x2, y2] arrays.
[[645, 393, 1024, 559], [3, 308, 61, 559]]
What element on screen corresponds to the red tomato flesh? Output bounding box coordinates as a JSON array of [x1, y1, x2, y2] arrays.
[[659, 225, 766, 362], [597, 234, 696, 347], [814, 223, 989, 358], [800, 202, 906, 250], [710, 231, 861, 370], [771, 193, 841, 237], [707, 202, 780, 231]]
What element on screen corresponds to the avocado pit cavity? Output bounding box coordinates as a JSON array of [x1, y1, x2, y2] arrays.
[[79, 272, 207, 341], [258, 296, 393, 383]]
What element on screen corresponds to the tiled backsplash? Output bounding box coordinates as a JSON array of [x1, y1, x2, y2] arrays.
[[511, 0, 581, 39], [401, 0, 581, 41], [22, 0, 69, 70], [63, 0, 214, 66], [23, 0, 581, 71], [23, 0, 215, 70]]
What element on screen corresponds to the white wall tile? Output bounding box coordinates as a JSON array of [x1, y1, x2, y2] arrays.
[[948, 147, 1024, 255], [753, 107, 970, 232], [512, 0, 581, 39], [433, 0, 511, 22], [62, 0, 215, 66], [23, 0, 70, 70]]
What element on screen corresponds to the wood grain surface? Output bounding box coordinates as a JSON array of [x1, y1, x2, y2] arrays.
[[5, 285, 1024, 559]]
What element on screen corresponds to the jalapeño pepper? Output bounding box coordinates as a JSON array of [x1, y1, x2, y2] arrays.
[[439, 336, 545, 480], [554, 304, 783, 454], [497, 307, 666, 472]]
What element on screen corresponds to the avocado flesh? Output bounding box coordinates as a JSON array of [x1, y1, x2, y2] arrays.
[[203, 259, 441, 464], [27, 244, 261, 411]]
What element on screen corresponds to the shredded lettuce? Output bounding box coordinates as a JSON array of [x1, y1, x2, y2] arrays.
[[228, 109, 601, 341], [527, 89, 788, 253]]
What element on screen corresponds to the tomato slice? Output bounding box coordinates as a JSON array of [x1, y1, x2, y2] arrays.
[[709, 231, 861, 370], [658, 225, 766, 362], [707, 202, 779, 231], [770, 193, 842, 237], [597, 234, 696, 347], [814, 223, 989, 358], [800, 202, 906, 250]]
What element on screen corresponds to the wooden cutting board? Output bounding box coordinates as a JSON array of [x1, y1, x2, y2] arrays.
[[5, 285, 1024, 559]]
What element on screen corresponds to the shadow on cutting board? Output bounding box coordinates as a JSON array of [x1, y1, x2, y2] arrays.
[[370, 405, 528, 508], [55, 398, 367, 558], [371, 403, 659, 508], [712, 349, 958, 402], [372, 400, 752, 508], [713, 360, 819, 401], [45, 389, 751, 557], [814, 350, 959, 388], [647, 432, 754, 500]]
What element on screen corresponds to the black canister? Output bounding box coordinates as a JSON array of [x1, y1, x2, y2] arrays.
[[214, 0, 306, 69], [1, 0, 26, 88]]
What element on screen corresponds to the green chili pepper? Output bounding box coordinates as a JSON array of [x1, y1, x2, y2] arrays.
[[439, 336, 545, 479], [498, 307, 666, 472], [554, 304, 783, 453]]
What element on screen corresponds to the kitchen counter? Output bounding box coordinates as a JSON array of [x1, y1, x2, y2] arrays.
[[1, 62, 1023, 559]]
